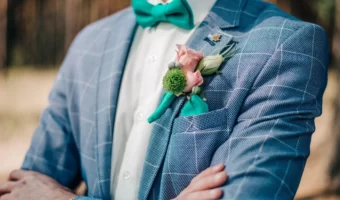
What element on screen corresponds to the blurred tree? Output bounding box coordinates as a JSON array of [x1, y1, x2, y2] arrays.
[[6, 0, 130, 67], [289, 0, 335, 57], [7, 0, 66, 66], [65, 0, 129, 50], [330, 0, 340, 194], [0, 0, 7, 69], [65, 0, 94, 51], [287, 0, 339, 198], [277, 0, 291, 13]]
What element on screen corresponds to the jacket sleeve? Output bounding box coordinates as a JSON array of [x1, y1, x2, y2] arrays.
[[214, 24, 329, 199], [21, 33, 85, 189]]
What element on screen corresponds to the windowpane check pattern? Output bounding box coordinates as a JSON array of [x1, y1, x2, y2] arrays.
[[21, 0, 329, 199]]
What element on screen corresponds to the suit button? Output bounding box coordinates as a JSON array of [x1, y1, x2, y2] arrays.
[[123, 171, 130, 180], [136, 112, 144, 121], [149, 55, 156, 63]]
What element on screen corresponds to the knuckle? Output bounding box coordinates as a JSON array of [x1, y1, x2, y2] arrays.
[[23, 176, 33, 183], [204, 175, 215, 186], [9, 170, 18, 178], [206, 175, 214, 183], [19, 179, 27, 186]]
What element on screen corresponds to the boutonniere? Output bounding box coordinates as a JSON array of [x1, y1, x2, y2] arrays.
[[148, 43, 237, 123]]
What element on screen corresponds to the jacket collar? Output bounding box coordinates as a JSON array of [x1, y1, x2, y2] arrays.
[[209, 0, 247, 29]]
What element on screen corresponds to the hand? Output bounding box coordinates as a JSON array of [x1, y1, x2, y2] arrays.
[[0, 170, 76, 200], [174, 164, 228, 200]]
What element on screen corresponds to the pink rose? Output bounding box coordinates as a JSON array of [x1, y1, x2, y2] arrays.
[[183, 71, 204, 92], [176, 45, 204, 92], [176, 45, 204, 72]]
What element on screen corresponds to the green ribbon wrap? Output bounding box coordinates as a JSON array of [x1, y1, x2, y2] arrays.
[[148, 92, 208, 123], [180, 94, 209, 117]]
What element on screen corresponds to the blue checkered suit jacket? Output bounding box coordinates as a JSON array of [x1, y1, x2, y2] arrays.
[[22, 0, 329, 199]]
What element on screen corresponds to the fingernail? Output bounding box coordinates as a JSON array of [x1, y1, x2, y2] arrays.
[[210, 188, 222, 196]]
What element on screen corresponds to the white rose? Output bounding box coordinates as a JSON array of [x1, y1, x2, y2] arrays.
[[197, 55, 224, 75]]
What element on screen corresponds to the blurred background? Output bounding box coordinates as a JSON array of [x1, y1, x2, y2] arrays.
[[0, 0, 339, 199]]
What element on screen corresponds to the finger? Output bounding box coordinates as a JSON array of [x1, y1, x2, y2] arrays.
[[191, 164, 225, 183], [181, 188, 223, 200], [0, 182, 16, 195], [0, 193, 11, 200], [8, 170, 36, 181], [186, 171, 227, 193]]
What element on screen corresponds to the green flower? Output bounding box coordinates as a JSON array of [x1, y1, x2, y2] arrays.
[[163, 68, 187, 96]]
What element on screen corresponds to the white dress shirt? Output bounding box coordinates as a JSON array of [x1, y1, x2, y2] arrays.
[[111, 0, 216, 199]]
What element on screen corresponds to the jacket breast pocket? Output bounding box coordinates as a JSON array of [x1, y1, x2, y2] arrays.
[[172, 107, 229, 134], [166, 107, 230, 175]]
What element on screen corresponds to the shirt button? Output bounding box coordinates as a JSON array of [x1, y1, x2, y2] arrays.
[[136, 112, 144, 121], [123, 171, 131, 180], [149, 55, 156, 63]]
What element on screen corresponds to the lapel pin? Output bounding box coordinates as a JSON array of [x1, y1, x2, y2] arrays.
[[208, 33, 222, 42], [204, 37, 216, 46]]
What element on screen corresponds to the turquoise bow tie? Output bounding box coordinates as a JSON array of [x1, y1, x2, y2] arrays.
[[132, 0, 194, 30]]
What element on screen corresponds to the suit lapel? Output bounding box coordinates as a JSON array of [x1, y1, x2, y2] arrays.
[[139, 0, 247, 199], [95, 9, 138, 199]]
